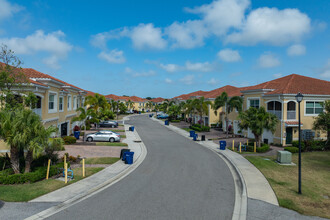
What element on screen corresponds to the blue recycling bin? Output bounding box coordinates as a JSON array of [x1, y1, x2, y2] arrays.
[[189, 130, 195, 137], [74, 131, 80, 139], [130, 126, 135, 132], [149, 114, 152, 118], [124, 152, 134, 164], [219, 141, 226, 150], [193, 134, 198, 141], [165, 120, 169, 125], [139, 112, 141, 114]]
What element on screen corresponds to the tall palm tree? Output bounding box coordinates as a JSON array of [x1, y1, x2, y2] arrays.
[[313, 100, 330, 145], [238, 107, 279, 147], [126, 99, 134, 111], [213, 92, 243, 138], [193, 97, 212, 125], [72, 107, 96, 142], [85, 93, 110, 114], [184, 99, 194, 125]]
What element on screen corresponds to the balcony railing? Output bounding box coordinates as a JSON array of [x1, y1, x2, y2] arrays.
[[32, 108, 42, 117], [287, 111, 296, 120], [268, 110, 282, 119]]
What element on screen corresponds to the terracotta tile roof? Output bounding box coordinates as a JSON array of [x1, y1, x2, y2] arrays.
[[241, 74, 330, 95], [22, 68, 86, 92], [205, 85, 243, 98], [150, 97, 164, 103], [285, 121, 303, 126], [28, 79, 48, 87], [173, 90, 209, 100]]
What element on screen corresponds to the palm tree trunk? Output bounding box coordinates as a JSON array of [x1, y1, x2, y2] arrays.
[[24, 150, 33, 173], [10, 145, 20, 174], [225, 116, 229, 138], [254, 134, 261, 147], [83, 120, 86, 142]]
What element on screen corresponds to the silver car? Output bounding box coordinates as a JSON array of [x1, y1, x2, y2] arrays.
[[85, 131, 121, 142]]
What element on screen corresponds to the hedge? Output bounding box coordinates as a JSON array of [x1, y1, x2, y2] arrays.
[[189, 124, 210, 132], [284, 147, 299, 153], [170, 119, 180, 123], [0, 162, 67, 185], [256, 144, 270, 153], [292, 140, 328, 152], [63, 136, 76, 145]]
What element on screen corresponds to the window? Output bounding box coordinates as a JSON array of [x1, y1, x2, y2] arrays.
[[82, 98, 85, 107], [306, 101, 323, 115], [73, 96, 77, 110], [249, 99, 259, 109], [48, 93, 57, 113], [77, 98, 79, 109], [59, 97, 63, 111], [67, 95, 72, 110], [267, 101, 282, 119]]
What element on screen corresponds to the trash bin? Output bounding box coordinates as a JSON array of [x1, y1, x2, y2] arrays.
[[193, 134, 198, 141], [189, 130, 195, 137], [219, 140, 226, 150], [120, 149, 131, 160], [74, 131, 80, 139], [201, 135, 205, 141], [149, 114, 152, 118], [124, 152, 134, 164], [165, 120, 169, 125], [130, 126, 135, 132], [139, 112, 141, 114]]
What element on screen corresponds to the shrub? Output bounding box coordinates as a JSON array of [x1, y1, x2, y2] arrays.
[[0, 162, 66, 184], [210, 123, 217, 128], [170, 119, 180, 123], [80, 132, 85, 137], [62, 136, 76, 145], [193, 124, 201, 128], [284, 147, 299, 153], [0, 154, 11, 171], [292, 141, 305, 151], [81, 125, 91, 130], [256, 144, 270, 153], [201, 125, 210, 132]]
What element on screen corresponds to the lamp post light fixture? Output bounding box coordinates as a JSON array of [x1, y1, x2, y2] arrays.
[[295, 92, 304, 194]]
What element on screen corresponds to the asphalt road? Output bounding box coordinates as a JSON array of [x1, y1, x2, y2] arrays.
[[47, 115, 235, 220]]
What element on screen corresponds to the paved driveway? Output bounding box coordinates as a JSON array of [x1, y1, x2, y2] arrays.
[[47, 115, 235, 220]]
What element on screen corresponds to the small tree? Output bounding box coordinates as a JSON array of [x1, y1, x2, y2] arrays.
[[193, 97, 212, 125], [168, 105, 181, 120], [313, 100, 330, 146], [238, 107, 279, 147], [213, 92, 243, 138]]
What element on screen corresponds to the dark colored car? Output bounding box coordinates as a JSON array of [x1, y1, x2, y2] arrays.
[[98, 121, 118, 128]]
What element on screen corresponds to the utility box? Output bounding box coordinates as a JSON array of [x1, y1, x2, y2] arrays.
[[277, 151, 292, 164]]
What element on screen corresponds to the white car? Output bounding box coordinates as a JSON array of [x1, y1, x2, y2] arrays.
[[85, 131, 121, 142]]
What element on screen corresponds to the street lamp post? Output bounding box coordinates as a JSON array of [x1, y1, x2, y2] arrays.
[[295, 92, 304, 194]]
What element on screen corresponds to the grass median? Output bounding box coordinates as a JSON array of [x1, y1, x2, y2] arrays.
[[246, 152, 330, 219], [0, 167, 103, 202], [82, 157, 120, 165], [95, 142, 128, 146]]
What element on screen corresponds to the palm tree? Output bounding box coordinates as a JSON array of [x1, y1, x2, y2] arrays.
[[313, 100, 330, 146], [72, 107, 95, 142], [126, 99, 134, 111], [146, 101, 153, 111], [85, 93, 110, 114], [184, 99, 194, 125], [193, 97, 212, 125], [213, 92, 243, 138], [238, 107, 279, 147], [168, 105, 181, 120]]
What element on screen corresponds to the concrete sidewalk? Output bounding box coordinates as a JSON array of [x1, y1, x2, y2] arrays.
[[26, 120, 147, 219]]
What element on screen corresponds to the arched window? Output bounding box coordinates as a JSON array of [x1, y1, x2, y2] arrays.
[[287, 101, 296, 120], [267, 101, 282, 119]]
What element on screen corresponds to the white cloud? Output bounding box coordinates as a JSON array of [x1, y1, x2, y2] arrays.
[[320, 59, 330, 78], [287, 44, 306, 56], [98, 49, 126, 64], [258, 53, 280, 68], [160, 63, 180, 73], [185, 0, 250, 36], [124, 67, 132, 73], [207, 78, 220, 85], [166, 20, 208, 49], [165, 78, 173, 84], [185, 61, 214, 72], [0, 0, 23, 21], [0, 30, 72, 69], [217, 49, 241, 62], [180, 74, 195, 85], [131, 23, 167, 50], [226, 7, 311, 46], [273, 73, 283, 78], [132, 70, 156, 77], [90, 27, 129, 49]]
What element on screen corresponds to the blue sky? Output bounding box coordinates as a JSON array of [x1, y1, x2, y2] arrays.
[[0, 0, 329, 98]]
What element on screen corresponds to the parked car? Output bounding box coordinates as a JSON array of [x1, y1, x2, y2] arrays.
[[98, 121, 118, 128], [85, 131, 120, 142], [157, 114, 169, 119], [156, 111, 164, 116]]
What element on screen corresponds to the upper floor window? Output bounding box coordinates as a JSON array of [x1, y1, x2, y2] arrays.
[[73, 96, 77, 110], [48, 93, 57, 113], [267, 101, 282, 119], [67, 95, 72, 111], [59, 97, 63, 111], [249, 99, 259, 109], [306, 101, 323, 115], [77, 98, 80, 109]]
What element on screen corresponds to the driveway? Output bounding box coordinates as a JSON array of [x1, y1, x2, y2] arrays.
[[47, 115, 235, 219]]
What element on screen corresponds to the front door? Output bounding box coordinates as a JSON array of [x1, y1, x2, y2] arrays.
[[61, 123, 68, 137], [286, 127, 293, 144]]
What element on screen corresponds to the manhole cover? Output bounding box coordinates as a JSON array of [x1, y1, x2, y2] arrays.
[[134, 140, 142, 143]]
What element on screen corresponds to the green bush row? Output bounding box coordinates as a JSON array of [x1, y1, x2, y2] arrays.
[[284, 147, 299, 153], [170, 119, 180, 123], [62, 136, 76, 145], [0, 162, 66, 185], [189, 124, 210, 132], [81, 125, 91, 130], [292, 140, 328, 152]]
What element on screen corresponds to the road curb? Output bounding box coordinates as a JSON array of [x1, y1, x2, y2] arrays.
[[26, 115, 147, 220], [150, 117, 247, 220]]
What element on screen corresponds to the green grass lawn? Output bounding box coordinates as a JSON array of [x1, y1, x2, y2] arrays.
[[82, 157, 120, 165], [181, 127, 198, 133], [246, 152, 330, 219], [95, 142, 128, 146], [111, 129, 125, 132], [0, 167, 103, 202], [120, 135, 126, 138]]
